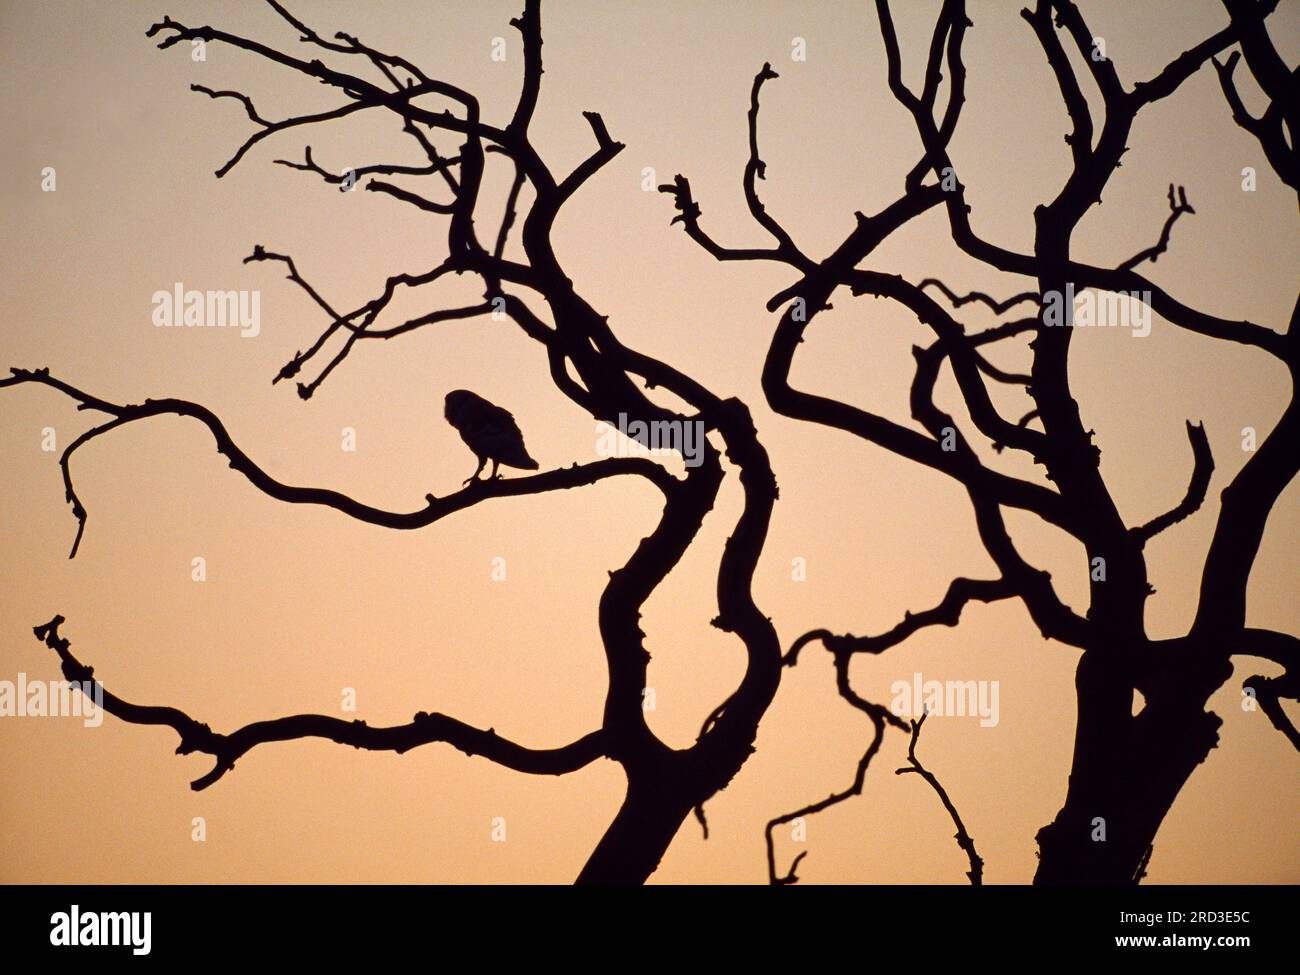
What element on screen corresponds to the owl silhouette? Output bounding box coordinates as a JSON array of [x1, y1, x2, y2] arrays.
[[444, 389, 539, 484]]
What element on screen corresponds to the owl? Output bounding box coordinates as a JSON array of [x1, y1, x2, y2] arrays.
[[444, 389, 539, 484]]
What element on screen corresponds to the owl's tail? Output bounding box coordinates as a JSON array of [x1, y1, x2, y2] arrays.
[[500, 444, 539, 470]]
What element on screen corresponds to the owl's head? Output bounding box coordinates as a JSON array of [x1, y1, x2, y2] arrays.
[[444, 389, 478, 425]]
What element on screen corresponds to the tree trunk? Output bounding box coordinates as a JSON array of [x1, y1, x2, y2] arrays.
[[1035, 652, 1226, 884], [575, 776, 695, 885]]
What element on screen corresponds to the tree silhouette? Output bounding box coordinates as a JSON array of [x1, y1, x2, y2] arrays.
[[5, 0, 1294, 887], [663, 0, 1297, 884], [4, 0, 787, 885]]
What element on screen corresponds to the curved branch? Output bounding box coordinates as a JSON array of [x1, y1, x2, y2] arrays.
[[919, 278, 1039, 315], [657, 60, 815, 272], [189, 83, 270, 126], [658, 174, 793, 264], [365, 178, 457, 214], [742, 63, 809, 269], [764, 671, 891, 885], [1119, 185, 1196, 272], [2, 367, 677, 555], [1232, 627, 1300, 749], [1234, 627, 1300, 671], [1243, 673, 1300, 752], [32, 616, 607, 791], [1214, 1, 1298, 196], [787, 577, 1016, 664], [1194, 392, 1299, 635], [1133, 420, 1214, 545], [764, 302, 1072, 531], [57, 416, 132, 558]]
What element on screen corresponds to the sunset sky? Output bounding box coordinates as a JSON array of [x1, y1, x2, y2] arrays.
[[1, 0, 1296, 883]]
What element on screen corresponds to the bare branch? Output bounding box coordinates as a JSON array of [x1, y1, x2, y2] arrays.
[[1243, 673, 1300, 751], [1048, 0, 1124, 107], [1133, 420, 1214, 544], [1193, 393, 1300, 635], [658, 174, 794, 264], [265, 0, 431, 86], [494, 158, 527, 262], [1210, 51, 1295, 192], [243, 248, 459, 390], [1022, 0, 1094, 165], [243, 245, 342, 325], [1234, 629, 1300, 752], [555, 111, 625, 203], [146, 15, 518, 170], [765, 297, 1072, 532], [787, 577, 1017, 664], [1235, 627, 1300, 672], [189, 81, 376, 178], [57, 417, 132, 558], [742, 63, 809, 268], [189, 83, 270, 126], [764, 664, 893, 884], [919, 278, 1039, 315], [2, 367, 677, 555], [1129, 18, 1243, 107], [365, 178, 457, 214], [507, 0, 543, 134], [1215, 39, 1297, 197], [895, 714, 984, 884], [1119, 184, 1196, 272], [32, 616, 607, 791], [274, 144, 459, 190], [855, 269, 1050, 459]]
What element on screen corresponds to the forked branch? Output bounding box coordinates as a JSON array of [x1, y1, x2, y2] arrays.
[[896, 714, 984, 885]]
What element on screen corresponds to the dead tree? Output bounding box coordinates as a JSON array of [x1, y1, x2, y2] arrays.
[[3, 0, 783, 885], [664, 0, 1297, 883]]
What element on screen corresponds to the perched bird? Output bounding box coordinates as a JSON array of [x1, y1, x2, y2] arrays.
[[444, 389, 539, 484]]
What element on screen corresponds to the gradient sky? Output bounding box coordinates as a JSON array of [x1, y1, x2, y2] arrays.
[[1, 0, 1296, 883]]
